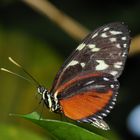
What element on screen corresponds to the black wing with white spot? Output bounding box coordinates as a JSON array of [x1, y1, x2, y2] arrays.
[[50, 22, 130, 93]]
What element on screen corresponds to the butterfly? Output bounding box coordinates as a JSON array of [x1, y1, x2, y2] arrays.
[[1, 22, 131, 130], [37, 22, 131, 130]]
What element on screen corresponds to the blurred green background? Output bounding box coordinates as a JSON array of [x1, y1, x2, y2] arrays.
[[0, 0, 140, 140]]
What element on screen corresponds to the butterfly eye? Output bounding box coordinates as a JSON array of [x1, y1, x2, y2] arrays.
[[37, 86, 48, 95]]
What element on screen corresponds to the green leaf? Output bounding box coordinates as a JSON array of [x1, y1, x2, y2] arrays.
[[11, 112, 107, 140], [0, 123, 47, 140]]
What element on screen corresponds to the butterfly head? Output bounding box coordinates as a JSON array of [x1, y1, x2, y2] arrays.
[[37, 85, 48, 96], [37, 85, 59, 112]]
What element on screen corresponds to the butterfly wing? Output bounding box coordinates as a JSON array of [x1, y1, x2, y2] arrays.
[[50, 22, 130, 93], [56, 72, 119, 130]]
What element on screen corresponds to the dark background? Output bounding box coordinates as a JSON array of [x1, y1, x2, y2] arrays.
[[0, 0, 140, 140]]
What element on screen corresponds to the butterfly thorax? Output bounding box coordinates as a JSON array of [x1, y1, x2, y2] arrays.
[[37, 85, 60, 112]]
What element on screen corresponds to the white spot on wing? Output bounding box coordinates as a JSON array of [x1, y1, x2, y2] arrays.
[[122, 37, 127, 40], [102, 113, 107, 117], [110, 30, 122, 35], [76, 43, 85, 51], [66, 60, 79, 68], [113, 97, 116, 101], [110, 71, 118, 76], [109, 37, 117, 42], [123, 44, 127, 48], [88, 44, 96, 49], [103, 27, 110, 31], [88, 44, 100, 52], [116, 43, 121, 48], [103, 77, 109, 81], [114, 62, 123, 69], [112, 102, 115, 105], [92, 32, 98, 38], [109, 106, 113, 109], [101, 33, 108, 38], [91, 48, 100, 52], [122, 52, 127, 57], [84, 80, 95, 86], [96, 60, 109, 70], [80, 62, 85, 68], [97, 116, 103, 119], [110, 84, 114, 88], [106, 110, 110, 113]]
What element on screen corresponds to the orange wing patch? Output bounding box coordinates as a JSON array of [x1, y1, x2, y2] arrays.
[[60, 90, 113, 120]]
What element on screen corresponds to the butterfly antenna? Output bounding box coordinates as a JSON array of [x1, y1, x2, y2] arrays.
[[1, 68, 35, 85], [1, 57, 40, 87]]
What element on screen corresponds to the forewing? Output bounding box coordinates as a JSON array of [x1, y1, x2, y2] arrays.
[[51, 22, 130, 92], [55, 72, 119, 122]]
